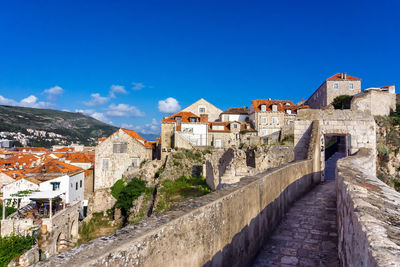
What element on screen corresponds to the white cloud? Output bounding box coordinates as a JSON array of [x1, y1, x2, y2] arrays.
[[158, 97, 181, 113], [0, 95, 53, 108], [109, 85, 127, 98], [106, 103, 145, 117], [121, 118, 160, 134], [84, 93, 109, 106], [43, 86, 63, 100], [75, 109, 112, 124], [132, 82, 145, 91]]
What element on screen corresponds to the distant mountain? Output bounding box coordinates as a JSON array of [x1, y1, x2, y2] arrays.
[[0, 105, 117, 146]]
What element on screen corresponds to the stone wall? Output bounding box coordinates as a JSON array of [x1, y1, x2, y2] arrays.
[[40, 202, 81, 258], [336, 148, 400, 266], [294, 110, 376, 163], [34, 156, 319, 267], [94, 129, 153, 190], [8, 244, 40, 267], [1, 218, 34, 237], [351, 89, 396, 116], [204, 145, 294, 190]]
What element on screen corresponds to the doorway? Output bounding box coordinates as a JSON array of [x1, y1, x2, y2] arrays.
[[323, 135, 349, 181]]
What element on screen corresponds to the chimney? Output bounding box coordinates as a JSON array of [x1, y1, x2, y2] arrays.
[[344, 72, 347, 79], [341, 73, 344, 79], [200, 114, 208, 123]]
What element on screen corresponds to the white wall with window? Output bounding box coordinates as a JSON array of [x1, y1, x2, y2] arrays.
[[261, 117, 267, 125], [180, 123, 208, 146], [39, 171, 84, 204], [221, 114, 248, 122], [272, 117, 279, 125], [333, 83, 338, 89], [198, 106, 206, 113]]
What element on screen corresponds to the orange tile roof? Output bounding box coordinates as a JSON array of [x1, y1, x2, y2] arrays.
[[54, 147, 75, 153], [1, 169, 28, 180], [16, 147, 48, 152], [251, 100, 293, 112], [161, 111, 200, 123], [84, 169, 93, 177], [65, 152, 93, 163], [120, 128, 153, 148], [97, 137, 106, 142], [326, 73, 361, 81], [221, 107, 249, 115], [0, 154, 39, 169], [27, 159, 82, 174]]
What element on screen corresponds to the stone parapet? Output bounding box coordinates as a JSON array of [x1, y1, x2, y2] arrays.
[[34, 158, 318, 267], [336, 148, 400, 266]]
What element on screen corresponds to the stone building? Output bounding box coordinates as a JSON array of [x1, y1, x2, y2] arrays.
[[161, 111, 208, 159], [249, 99, 308, 137], [351, 86, 396, 116], [208, 121, 256, 148], [306, 73, 362, 109], [181, 98, 222, 122], [219, 107, 249, 122], [94, 128, 153, 190]]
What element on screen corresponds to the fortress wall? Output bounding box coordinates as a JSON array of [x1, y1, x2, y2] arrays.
[[35, 159, 318, 267], [336, 148, 400, 266]]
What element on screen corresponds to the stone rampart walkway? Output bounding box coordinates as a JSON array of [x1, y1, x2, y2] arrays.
[[252, 181, 339, 266]]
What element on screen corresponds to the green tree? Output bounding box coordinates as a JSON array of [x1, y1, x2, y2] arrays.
[[332, 95, 352, 109]]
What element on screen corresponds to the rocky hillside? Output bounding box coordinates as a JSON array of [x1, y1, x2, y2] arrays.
[[375, 111, 400, 192], [0, 105, 118, 146]]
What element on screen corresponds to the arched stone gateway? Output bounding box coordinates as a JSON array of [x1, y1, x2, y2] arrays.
[[294, 109, 376, 181]]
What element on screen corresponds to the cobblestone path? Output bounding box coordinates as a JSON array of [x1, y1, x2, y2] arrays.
[[252, 181, 339, 266]]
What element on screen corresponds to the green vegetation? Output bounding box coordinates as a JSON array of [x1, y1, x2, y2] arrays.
[[281, 134, 294, 145], [389, 104, 400, 126], [173, 149, 203, 162], [77, 212, 115, 245], [0, 234, 36, 267], [0, 205, 16, 219], [332, 95, 352, 109], [202, 149, 212, 155], [10, 189, 39, 197], [110, 178, 153, 224], [156, 175, 211, 213]]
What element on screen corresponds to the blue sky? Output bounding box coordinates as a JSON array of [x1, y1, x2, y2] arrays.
[[0, 0, 399, 134]]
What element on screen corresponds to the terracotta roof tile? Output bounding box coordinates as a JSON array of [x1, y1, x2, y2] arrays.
[[27, 159, 82, 174], [121, 128, 153, 148], [326, 73, 361, 81], [161, 111, 200, 123], [251, 99, 295, 112], [221, 107, 249, 115]]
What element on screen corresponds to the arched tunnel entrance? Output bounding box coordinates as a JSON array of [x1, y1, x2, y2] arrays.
[[323, 134, 349, 181]]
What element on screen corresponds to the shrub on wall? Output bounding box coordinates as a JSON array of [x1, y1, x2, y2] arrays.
[[0, 234, 36, 267], [332, 95, 352, 109]]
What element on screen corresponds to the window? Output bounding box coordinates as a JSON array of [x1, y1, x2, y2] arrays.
[[284, 102, 291, 106], [272, 117, 278, 125], [76, 182, 78, 190], [131, 158, 139, 167], [212, 125, 224, 131], [272, 104, 278, 112], [199, 106, 206, 113], [261, 105, 266, 111], [176, 118, 181, 126], [102, 158, 109, 170], [349, 83, 354, 89], [261, 117, 267, 125], [80, 180, 82, 188], [286, 109, 292, 115], [236, 133, 240, 139], [51, 182, 60, 191], [113, 143, 127, 153], [333, 83, 338, 89], [215, 139, 222, 147], [233, 124, 238, 129]]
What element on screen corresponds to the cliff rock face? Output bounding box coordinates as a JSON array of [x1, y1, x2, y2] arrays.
[[375, 117, 400, 191]]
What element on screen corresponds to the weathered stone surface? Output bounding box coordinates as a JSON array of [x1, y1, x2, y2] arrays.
[[33, 157, 318, 267], [337, 148, 400, 266], [252, 181, 339, 267]]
